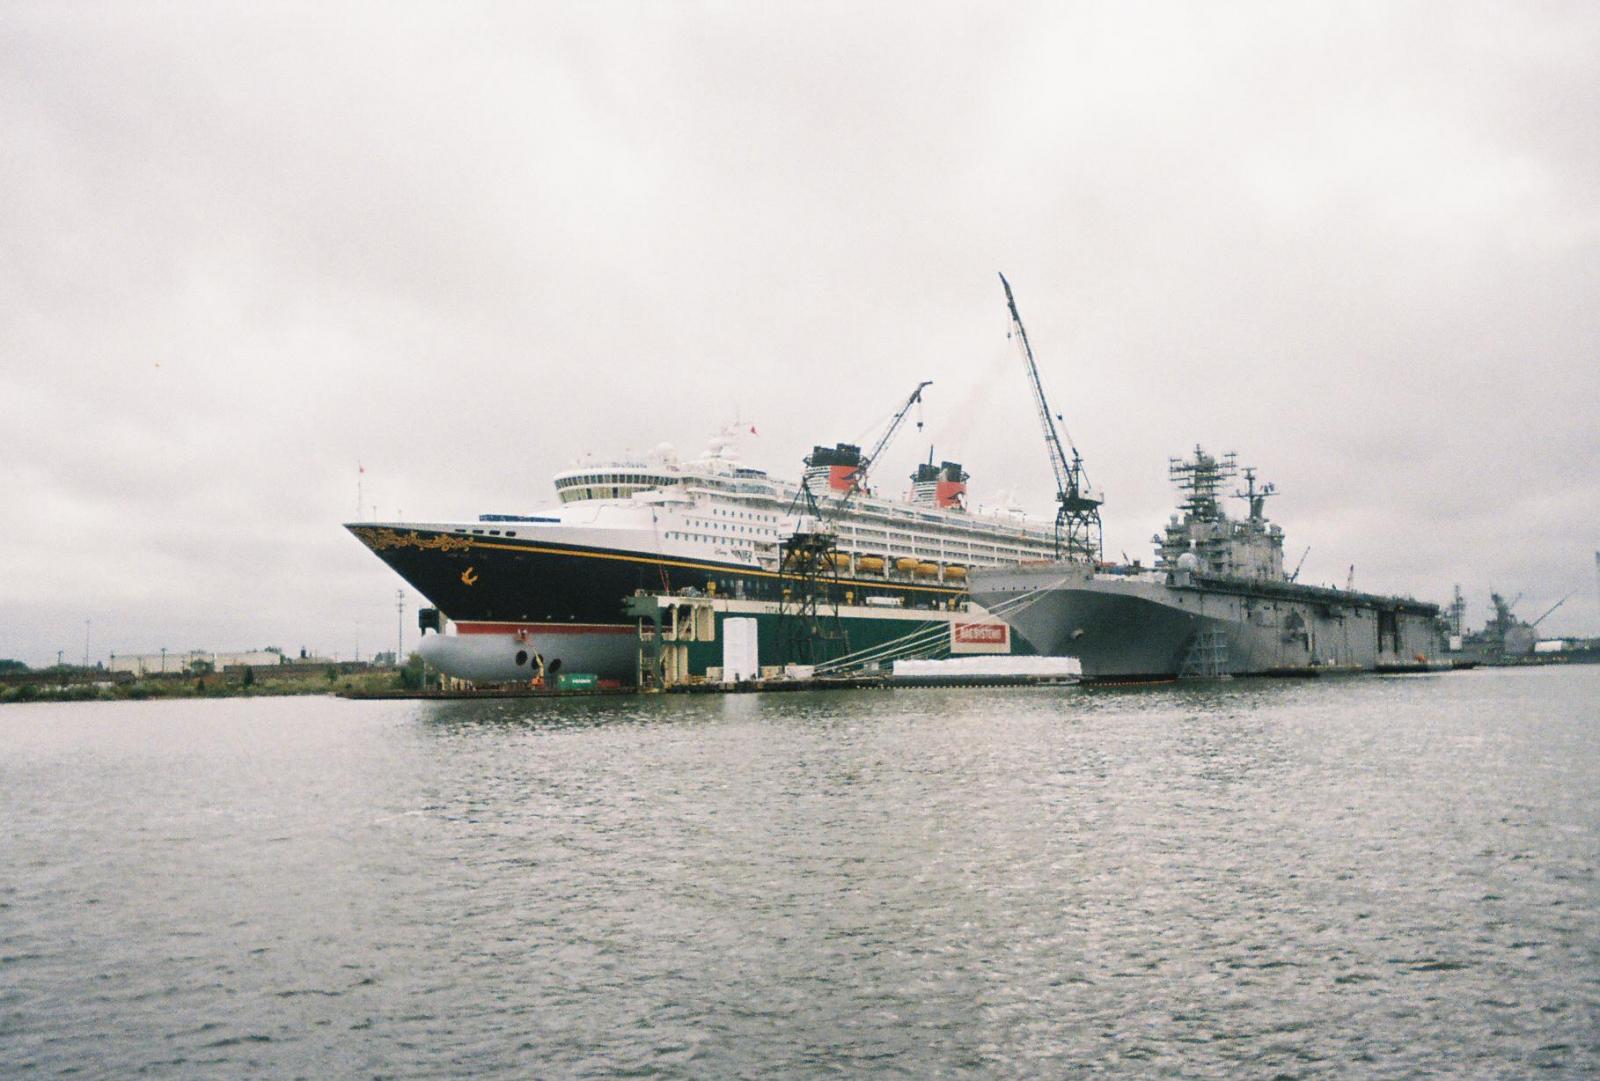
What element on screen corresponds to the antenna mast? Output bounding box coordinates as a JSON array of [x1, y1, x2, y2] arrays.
[[998, 273, 1102, 561]]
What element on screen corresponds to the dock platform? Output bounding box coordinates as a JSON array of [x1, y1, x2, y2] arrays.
[[341, 672, 1078, 701]]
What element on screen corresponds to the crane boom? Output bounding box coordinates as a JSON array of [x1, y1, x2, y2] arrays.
[[998, 273, 1103, 561], [795, 380, 933, 528], [852, 380, 931, 496], [1289, 545, 1311, 582], [1531, 592, 1573, 627], [1000, 273, 1072, 498]]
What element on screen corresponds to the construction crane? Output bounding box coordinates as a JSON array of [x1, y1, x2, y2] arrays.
[[1531, 592, 1573, 627], [833, 379, 931, 514], [998, 273, 1102, 561], [1289, 546, 1311, 583], [776, 380, 931, 666]]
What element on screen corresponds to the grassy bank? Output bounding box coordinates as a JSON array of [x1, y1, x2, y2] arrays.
[[0, 665, 416, 705]]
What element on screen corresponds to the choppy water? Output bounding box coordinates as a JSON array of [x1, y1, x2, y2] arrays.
[[2, 667, 1597, 1078]]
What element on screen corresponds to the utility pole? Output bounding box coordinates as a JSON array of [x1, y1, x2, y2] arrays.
[[396, 590, 404, 663]]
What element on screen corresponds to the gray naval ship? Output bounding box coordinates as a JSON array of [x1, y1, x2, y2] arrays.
[[969, 447, 1444, 682]]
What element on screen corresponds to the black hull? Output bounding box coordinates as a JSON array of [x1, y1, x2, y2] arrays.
[[348, 526, 963, 625]]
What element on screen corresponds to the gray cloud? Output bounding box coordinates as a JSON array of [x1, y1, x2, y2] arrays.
[[3, 1, 1597, 665]]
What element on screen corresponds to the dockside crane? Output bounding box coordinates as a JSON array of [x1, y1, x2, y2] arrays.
[[833, 379, 931, 515], [776, 380, 933, 665], [1531, 593, 1573, 628], [999, 273, 1103, 561]]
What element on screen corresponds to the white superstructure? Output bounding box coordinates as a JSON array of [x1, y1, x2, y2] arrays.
[[532, 435, 1057, 575]]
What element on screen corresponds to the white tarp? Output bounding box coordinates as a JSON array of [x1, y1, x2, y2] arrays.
[[895, 655, 1081, 677], [722, 618, 759, 682]]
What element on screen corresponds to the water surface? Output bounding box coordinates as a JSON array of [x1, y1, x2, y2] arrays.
[[3, 667, 1597, 1077]]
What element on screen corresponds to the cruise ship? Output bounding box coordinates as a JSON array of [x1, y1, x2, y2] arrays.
[[347, 432, 1059, 683]]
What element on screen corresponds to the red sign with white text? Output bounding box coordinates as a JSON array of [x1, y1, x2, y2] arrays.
[[951, 621, 1010, 654]]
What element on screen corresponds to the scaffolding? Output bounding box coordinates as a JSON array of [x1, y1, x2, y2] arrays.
[[1178, 627, 1231, 679], [774, 526, 850, 666]]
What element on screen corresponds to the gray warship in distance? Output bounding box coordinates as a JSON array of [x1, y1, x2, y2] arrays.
[[969, 274, 1442, 683], [970, 448, 1443, 681]]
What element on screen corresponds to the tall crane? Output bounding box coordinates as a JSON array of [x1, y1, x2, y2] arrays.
[[998, 273, 1103, 561]]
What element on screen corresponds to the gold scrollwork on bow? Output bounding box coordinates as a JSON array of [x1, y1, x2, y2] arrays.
[[352, 527, 475, 553]]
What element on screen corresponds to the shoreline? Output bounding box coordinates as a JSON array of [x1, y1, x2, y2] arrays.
[[0, 666, 410, 705]]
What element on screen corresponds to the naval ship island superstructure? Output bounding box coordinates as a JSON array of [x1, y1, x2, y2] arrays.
[[348, 432, 1060, 684], [970, 447, 1444, 681]]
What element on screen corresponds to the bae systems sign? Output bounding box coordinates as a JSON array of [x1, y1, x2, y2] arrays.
[[950, 621, 1010, 655]]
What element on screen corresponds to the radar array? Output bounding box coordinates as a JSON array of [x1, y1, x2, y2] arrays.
[[1168, 446, 1237, 522]]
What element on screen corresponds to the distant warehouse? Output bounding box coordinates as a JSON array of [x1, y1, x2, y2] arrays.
[[107, 649, 285, 675], [214, 650, 285, 668]]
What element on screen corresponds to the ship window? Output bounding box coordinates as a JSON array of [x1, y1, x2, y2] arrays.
[[515, 650, 528, 666], [506, 531, 517, 537], [489, 530, 501, 535]]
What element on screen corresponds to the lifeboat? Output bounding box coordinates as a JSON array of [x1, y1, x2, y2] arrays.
[[915, 561, 939, 578], [827, 552, 852, 568], [943, 565, 967, 580], [855, 555, 885, 573], [895, 557, 920, 573]]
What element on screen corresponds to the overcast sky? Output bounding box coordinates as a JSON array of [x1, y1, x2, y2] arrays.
[[3, 2, 1597, 666]]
